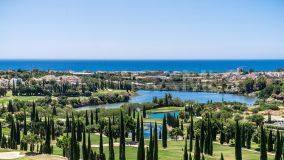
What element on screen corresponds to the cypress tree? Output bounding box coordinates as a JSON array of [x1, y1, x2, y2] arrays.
[[267, 130, 273, 152], [85, 110, 89, 126], [95, 109, 99, 124], [220, 153, 224, 160], [66, 113, 70, 133], [153, 122, 158, 160], [200, 121, 205, 153], [184, 137, 188, 160], [235, 121, 242, 160], [241, 124, 246, 148], [246, 129, 252, 149], [99, 127, 105, 160], [143, 106, 146, 118], [162, 115, 167, 148], [108, 118, 114, 160], [189, 113, 194, 152], [70, 113, 77, 160], [77, 118, 82, 142], [88, 132, 92, 158], [35, 109, 39, 122], [194, 135, 201, 160], [274, 129, 283, 160], [260, 125, 267, 160], [8, 100, 13, 113], [128, 107, 131, 117], [51, 118, 55, 140], [1, 134, 7, 148], [43, 117, 51, 154], [205, 117, 213, 155], [82, 126, 88, 160], [52, 106, 57, 116], [90, 110, 94, 125], [189, 153, 192, 160], [0, 122, 2, 142], [119, 111, 126, 160], [148, 123, 153, 160], [136, 113, 140, 142], [23, 111, 27, 135], [220, 123, 225, 145], [16, 121, 20, 145], [31, 101, 36, 121], [137, 116, 145, 160]]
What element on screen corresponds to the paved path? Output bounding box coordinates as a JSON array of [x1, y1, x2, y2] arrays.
[[0, 152, 24, 159]]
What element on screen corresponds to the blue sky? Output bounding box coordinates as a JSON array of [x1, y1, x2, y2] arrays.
[[0, 0, 284, 59]]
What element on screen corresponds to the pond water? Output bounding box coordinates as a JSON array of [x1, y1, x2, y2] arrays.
[[147, 111, 180, 119], [77, 90, 257, 110], [143, 123, 162, 139]]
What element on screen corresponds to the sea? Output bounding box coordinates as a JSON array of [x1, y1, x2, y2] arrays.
[[0, 60, 283, 72]]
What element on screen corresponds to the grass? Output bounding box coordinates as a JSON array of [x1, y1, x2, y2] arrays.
[[147, 106, 184, 113], [0, 131, 274, 160]]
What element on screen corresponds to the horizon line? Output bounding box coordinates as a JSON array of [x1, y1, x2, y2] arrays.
[[0, 58, 284, 61]]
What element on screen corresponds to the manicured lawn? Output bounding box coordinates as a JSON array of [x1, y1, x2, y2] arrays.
[[147, 106, 184, 113], [51, 134, 274, 160], [0, 96, 43, 104]]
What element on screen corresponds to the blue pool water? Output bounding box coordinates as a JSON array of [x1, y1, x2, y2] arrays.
[[0, 60, 283, 72], [147, 111, 179, 119], [143, 123, 162, 139]]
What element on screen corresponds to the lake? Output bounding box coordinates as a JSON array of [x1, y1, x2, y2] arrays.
[[76, 90, 257, 110]]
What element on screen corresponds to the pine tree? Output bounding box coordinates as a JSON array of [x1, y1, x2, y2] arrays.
[[137, 116, 145, 160], [108, 118, 114, 160], [241, 124, 246, 148], [184, 137, 188, 160], [119, 111, 126, 160], [267, 130, 273, 152], [274, 129, 283, 160], [194, 135, 201, 160], [153, 122, 158, 160], [260, 125, 267, 160], [235, 121, 242, 160], [162, 115, 167, 148]]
